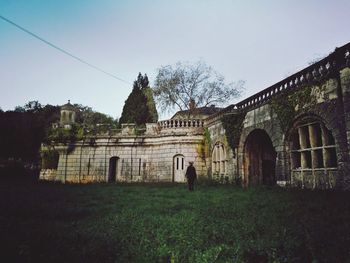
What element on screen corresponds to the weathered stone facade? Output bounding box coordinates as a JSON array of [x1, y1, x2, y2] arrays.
[[42, 122, 207, 183], [41, 42, 350, 189]]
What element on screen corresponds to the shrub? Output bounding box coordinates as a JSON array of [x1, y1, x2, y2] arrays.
[[41, 149, 59, 169]]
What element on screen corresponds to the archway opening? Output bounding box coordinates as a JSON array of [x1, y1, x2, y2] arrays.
[[244, 129, 276, 186], [108, 157, 119, 182]]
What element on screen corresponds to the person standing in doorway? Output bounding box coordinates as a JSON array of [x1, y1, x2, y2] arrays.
[[185, 161, 197, 191]]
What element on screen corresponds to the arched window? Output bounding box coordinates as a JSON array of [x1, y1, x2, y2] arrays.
[[212, 142, 228, 176], [290, 119, 337, 170]]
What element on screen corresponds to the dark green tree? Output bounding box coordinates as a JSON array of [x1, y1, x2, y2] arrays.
[[24, 100, 42, 113], [0, 102, 60, 162], [119, 73, 158, 126], [72, 104, 117, 128]]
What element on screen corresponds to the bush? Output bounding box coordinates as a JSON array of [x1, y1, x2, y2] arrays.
[[41, 149, 59, 169]]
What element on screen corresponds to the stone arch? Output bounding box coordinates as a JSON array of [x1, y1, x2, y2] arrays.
[[238, 120, 284, 185], [286, 111, 343, 157], [243, 129, 277, 186], [286, 112, 339, 188], [211, 141, 228, 178]]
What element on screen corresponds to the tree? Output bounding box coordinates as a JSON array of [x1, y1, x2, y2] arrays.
[[13, 101, 42, 113], [14, 106, 25, 112], [72, 104, 117, 128], [0, 102, 61, 162], [119, 73, 158, 126], [24, 100, 42, 113], [153, 61, 244, 115]]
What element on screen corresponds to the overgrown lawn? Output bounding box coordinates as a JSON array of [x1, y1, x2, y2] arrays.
[[1, 181, 349, 262]]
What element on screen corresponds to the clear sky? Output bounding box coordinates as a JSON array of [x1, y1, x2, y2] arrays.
[[1, 0, 350, 120]]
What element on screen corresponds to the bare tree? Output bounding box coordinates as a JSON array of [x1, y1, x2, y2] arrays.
[[153, 61, 244, 115]]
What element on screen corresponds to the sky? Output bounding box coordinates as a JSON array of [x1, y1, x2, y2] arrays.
[[1, 0, 350, 120]]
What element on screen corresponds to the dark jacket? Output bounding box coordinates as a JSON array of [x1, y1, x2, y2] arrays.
[[185, 165, 197, 181]]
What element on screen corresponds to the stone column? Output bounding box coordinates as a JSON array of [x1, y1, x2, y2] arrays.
[[309, 124, 320, 168], [321, 124, 331, 167], [299, 127, 308, 169]]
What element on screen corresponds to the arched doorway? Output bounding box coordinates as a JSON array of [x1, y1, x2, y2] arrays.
[[244, 129, 276, 185], [108, 157, 119, 182], [173, 154, 185, 182]]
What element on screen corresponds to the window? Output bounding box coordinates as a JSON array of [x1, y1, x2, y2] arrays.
[[212, 142, 228, 176], [291, 120, 337, 170]]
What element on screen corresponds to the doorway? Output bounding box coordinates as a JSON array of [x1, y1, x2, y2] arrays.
[[244, 129, 276, 185], [173, 154, 185, 182], [108, 157, 119, 182]]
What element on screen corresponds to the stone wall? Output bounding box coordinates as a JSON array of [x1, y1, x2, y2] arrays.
[[41, 132, 206, 183], [237, 104, 286, 186], [234, 66, 350, 189]]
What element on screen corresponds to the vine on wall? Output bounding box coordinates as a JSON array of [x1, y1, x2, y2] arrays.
[[197, 127, 211, 160], [270, 86, 319, 132], [221, 112, 246, 150]]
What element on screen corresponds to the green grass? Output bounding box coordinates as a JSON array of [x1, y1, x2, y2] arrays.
[[1, 181, 350, 263]]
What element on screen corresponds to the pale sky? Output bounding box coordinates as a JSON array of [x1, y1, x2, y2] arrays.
[[1, 0, 350, 120]]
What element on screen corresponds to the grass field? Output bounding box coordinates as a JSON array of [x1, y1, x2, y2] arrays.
[[1, 180, 350, 263]]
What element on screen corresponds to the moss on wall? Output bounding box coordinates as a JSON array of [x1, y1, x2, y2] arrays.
[[221, 112, 246, 150], [196, 128, 211, 160]]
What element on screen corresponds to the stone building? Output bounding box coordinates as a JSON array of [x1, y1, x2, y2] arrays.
[[59, 100, 77, 129], [40, 42, 350, 189]]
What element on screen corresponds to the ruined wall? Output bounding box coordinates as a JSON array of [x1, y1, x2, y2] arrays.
[[41, 133, 207, 183]]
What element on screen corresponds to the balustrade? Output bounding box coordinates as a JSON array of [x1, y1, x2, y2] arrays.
[[192, 44, 350, 123], [158, 119, 205, 129], [232, 43, 350, 111]]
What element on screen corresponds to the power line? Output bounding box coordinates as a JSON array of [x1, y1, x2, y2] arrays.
[[0, 14, 130, 84]]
